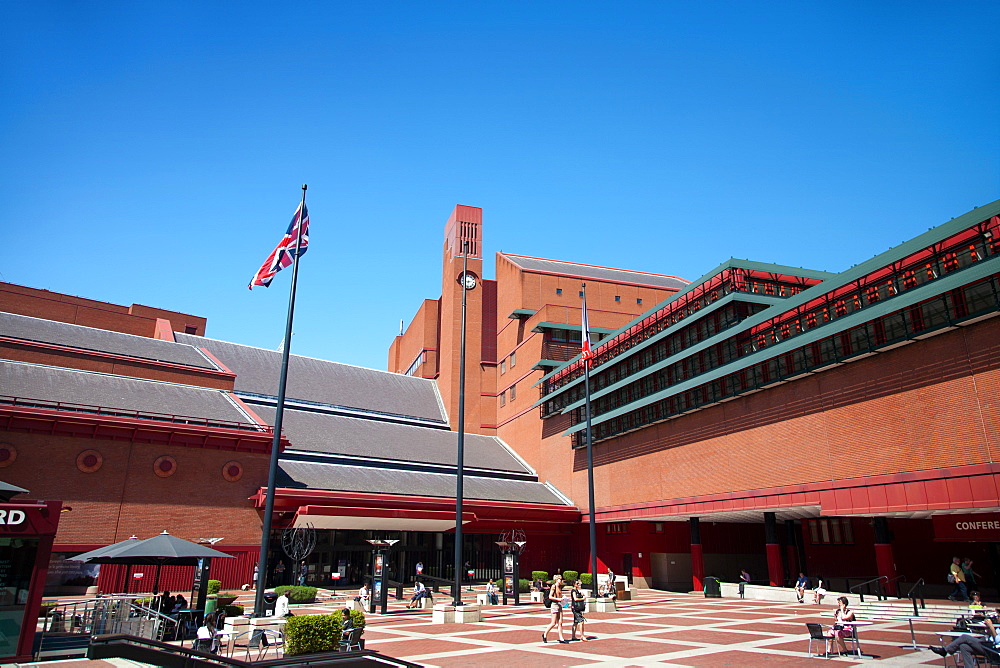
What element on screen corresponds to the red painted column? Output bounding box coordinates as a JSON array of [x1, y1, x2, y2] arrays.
[[764, 512, 783, 586], [690, 517, 704, 591], [873, 517, 899, 595]]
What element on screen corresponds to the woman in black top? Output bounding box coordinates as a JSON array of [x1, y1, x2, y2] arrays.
[[570, 580, 591, 641]]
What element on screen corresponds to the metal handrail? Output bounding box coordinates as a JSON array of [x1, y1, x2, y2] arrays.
[[885, 573, 907, 597], [906, 578, 926, 615], [849, 575, 888, 603]]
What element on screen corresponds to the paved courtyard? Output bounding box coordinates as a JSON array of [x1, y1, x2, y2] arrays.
[[12, 589, 959, 667], [305, 588, 949, 667]]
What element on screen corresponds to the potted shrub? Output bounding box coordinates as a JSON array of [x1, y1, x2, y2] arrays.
[[283, 613, 343, 656]]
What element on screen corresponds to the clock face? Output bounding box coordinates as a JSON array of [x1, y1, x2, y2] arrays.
[[459, 272, 477, 290]]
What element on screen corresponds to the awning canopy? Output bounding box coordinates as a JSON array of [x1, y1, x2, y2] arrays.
[[293, 505, 477, 532]]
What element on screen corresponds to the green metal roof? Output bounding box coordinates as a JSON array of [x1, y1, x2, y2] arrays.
[[531, 290, 785, 393], [561, 253, 1000, 435], [508, 308, 537, 319], [543, 199, 1000, 414]]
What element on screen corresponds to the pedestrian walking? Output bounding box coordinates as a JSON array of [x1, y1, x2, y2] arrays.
[[542, 575, 568, 644], [570, 580, 592, 641], [950, 556, 970, 601]]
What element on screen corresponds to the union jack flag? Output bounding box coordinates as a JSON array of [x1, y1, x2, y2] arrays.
[[581, 285, 595, 367], [249, 202, 310, 289]]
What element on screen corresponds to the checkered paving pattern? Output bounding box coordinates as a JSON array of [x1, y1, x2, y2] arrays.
[[301, 589, 953, 666]]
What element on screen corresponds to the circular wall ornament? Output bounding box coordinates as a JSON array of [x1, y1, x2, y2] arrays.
[[153, 455, 177, 478], [222, 460, 243, 482], [77, 449, 103, 473], [0, 443, 16, 468]]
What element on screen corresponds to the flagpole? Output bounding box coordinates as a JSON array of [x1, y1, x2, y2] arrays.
[[253, 184, 307, 616], [582, 283, 599, 596]]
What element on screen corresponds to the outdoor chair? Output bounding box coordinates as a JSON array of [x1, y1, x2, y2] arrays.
[[806, 623, 829, 658], [229, 628, 281, 661], [340, 627, 363, 652], [976, 646, 1000, 667]]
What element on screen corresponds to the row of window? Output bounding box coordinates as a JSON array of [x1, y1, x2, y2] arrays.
[[542, 302, 768, 415], [499, 382, 517, 406], [544, 268, 822, 394], [807, 518, 854, 545], [544, 224, 996, 399], [404, 351, 426, 377], [500, 352, 516, 374], [571, 274, 1000, 445], [548, 225, 998, 421], [553, 288, 642, 305]]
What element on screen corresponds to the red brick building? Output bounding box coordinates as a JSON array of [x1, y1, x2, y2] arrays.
[[3, 197, 999, 599]]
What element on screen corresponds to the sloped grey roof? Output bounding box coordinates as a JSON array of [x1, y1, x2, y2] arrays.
[[0, 312, 216, 369], [277, 460, 566, 505], [253, 405, 529, 473], [0, 360, 249, 424], [502, 254, 688, 290], [176, 334, 446, 422]]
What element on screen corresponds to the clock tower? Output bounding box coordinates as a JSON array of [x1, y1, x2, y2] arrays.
[[438, 205, 486, 434]]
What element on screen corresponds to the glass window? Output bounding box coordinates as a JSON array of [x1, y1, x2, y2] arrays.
[[509, 352, 515, 368]]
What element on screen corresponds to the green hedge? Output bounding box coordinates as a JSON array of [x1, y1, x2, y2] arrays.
[[284, 614, 343, 655], [563, 570, 580, 583], [531, 571, 549, 582], [274, 585, 318, 603], [580, 572, 592, 586], [223, 604, 245, 617], [207, 580, 221, 595], [518, 578, 531, 593]]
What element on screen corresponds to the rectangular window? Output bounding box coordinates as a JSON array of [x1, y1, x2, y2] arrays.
[[509, 352, 515, 368], [499, 391, 506, 406], [500, 359, 506, 374], [556, 288, 563, 295], [606, 522, 629, 534], [615, 295, 621, 302], [653, 523, 664, 533], [806, 518, 855, 545], [509, 383, 516, 401], [637, 298, 643, 305]]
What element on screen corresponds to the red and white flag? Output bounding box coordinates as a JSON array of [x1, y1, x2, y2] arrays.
[[249, 203, 310, 289]]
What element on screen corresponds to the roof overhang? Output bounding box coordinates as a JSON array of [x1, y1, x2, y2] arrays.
[[293, 505, 477, 532]]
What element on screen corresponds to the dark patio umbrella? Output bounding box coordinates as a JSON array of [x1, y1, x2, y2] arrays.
[[0, 480, 29, 502], [70, 531, 234, 592]]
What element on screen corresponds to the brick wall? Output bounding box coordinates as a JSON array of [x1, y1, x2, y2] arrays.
[[563, 317, 1000, 510]]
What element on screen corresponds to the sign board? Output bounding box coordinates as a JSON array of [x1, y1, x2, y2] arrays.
[[933, 514, 1000, 542]]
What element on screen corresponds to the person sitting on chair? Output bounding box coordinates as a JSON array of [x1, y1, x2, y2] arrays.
[[931, 618, 1000, 665], [827, 596, 856, 656]]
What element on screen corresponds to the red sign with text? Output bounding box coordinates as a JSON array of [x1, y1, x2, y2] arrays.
[[933, 514, 1000, 542]]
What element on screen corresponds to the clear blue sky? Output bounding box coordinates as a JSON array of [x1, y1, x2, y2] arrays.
[[2, 1, 998, 371]]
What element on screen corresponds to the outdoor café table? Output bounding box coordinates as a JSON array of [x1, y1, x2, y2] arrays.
[[824, 620, 874, 657]]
